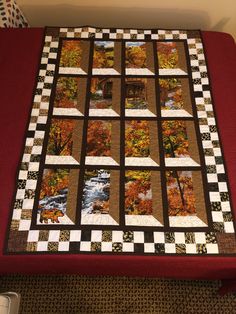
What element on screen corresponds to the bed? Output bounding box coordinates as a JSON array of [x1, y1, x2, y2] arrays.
[[0, 27, 236, 291]]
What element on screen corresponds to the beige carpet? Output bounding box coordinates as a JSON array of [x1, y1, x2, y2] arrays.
[[0, 276, 236, 313]]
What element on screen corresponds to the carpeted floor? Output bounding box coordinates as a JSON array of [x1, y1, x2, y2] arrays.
[[0, 276, 236, 313]]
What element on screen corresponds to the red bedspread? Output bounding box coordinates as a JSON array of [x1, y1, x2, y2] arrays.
[[0, 28, 236, 278]]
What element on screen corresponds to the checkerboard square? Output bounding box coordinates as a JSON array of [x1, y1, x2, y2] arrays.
[[25, 180, 37, 189], [221, 202, 231, 212], [224, 222, 235, 233], [153, 232, 165, 243], [101, 242, 113, 252], [27, 230, 39, 242], [218, 182, 228, 192], [123, 33, 131, 39], [80, 241, 91, 251], [22, 154, 31, 163], [205, 156, 216, 165], [18, 220, 31, 231], [48, 230, 60, 242], [12, 209, 22, 220], [206, 244, 219, 254], [19, 170, 28, 180], [28, 162, 40, 171], [70, 230, 81, 241], [194, 233, 206, 244], [185, 244, 197, 254], [216, 165, 225, 173], [174, 233, 185, 244], [207, 118, 216, 125], [151, 34, 158, 40], [112, 231, 123, 243], [109, 33, 117, 39], [16, 189, 25, 200], [209, 192, 221, 202], [211, 133, 219, 141], [37, 241, 48, 251], [213, 148, 221, 156], [165, 243, 176, 253], [202, 141, 213, 149], [58, 242, 70, 251], [212, 211, 224, 222], [44, 76, 53, 83], [22, 199, 34, 209], [144, 243, 155, 253], [95, 33, 103, 39], [137, 34, 145, 40], [123, 242, 134, 252], [91, 230, 102, 242], [133, 232, 145, 243], [207, 174, 218, 182], [191, 60, 199, 67]]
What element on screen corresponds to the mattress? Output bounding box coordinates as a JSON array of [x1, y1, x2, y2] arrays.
[[0, 27, 236, 278]]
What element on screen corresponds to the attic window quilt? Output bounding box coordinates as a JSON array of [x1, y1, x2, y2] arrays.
[[5, 27, 236, 255]]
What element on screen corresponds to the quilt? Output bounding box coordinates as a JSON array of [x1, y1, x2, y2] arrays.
[[5, 26, 236, 256]]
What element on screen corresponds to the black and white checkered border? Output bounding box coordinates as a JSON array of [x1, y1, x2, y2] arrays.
[[187, 38, 234, 234], [26, 230, 218, 254], [59, 27, 188, 40], [12, 35, 58, 232], [9, 28, 234, 254]]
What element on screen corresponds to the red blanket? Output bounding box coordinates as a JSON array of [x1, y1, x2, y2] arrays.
[[1, 27, 234, 278]]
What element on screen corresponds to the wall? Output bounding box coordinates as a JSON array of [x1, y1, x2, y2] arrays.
[[18, 0, 236, 39]]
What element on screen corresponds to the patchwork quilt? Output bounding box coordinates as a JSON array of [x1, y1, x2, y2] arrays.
[[5, 27, 236, 255]]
